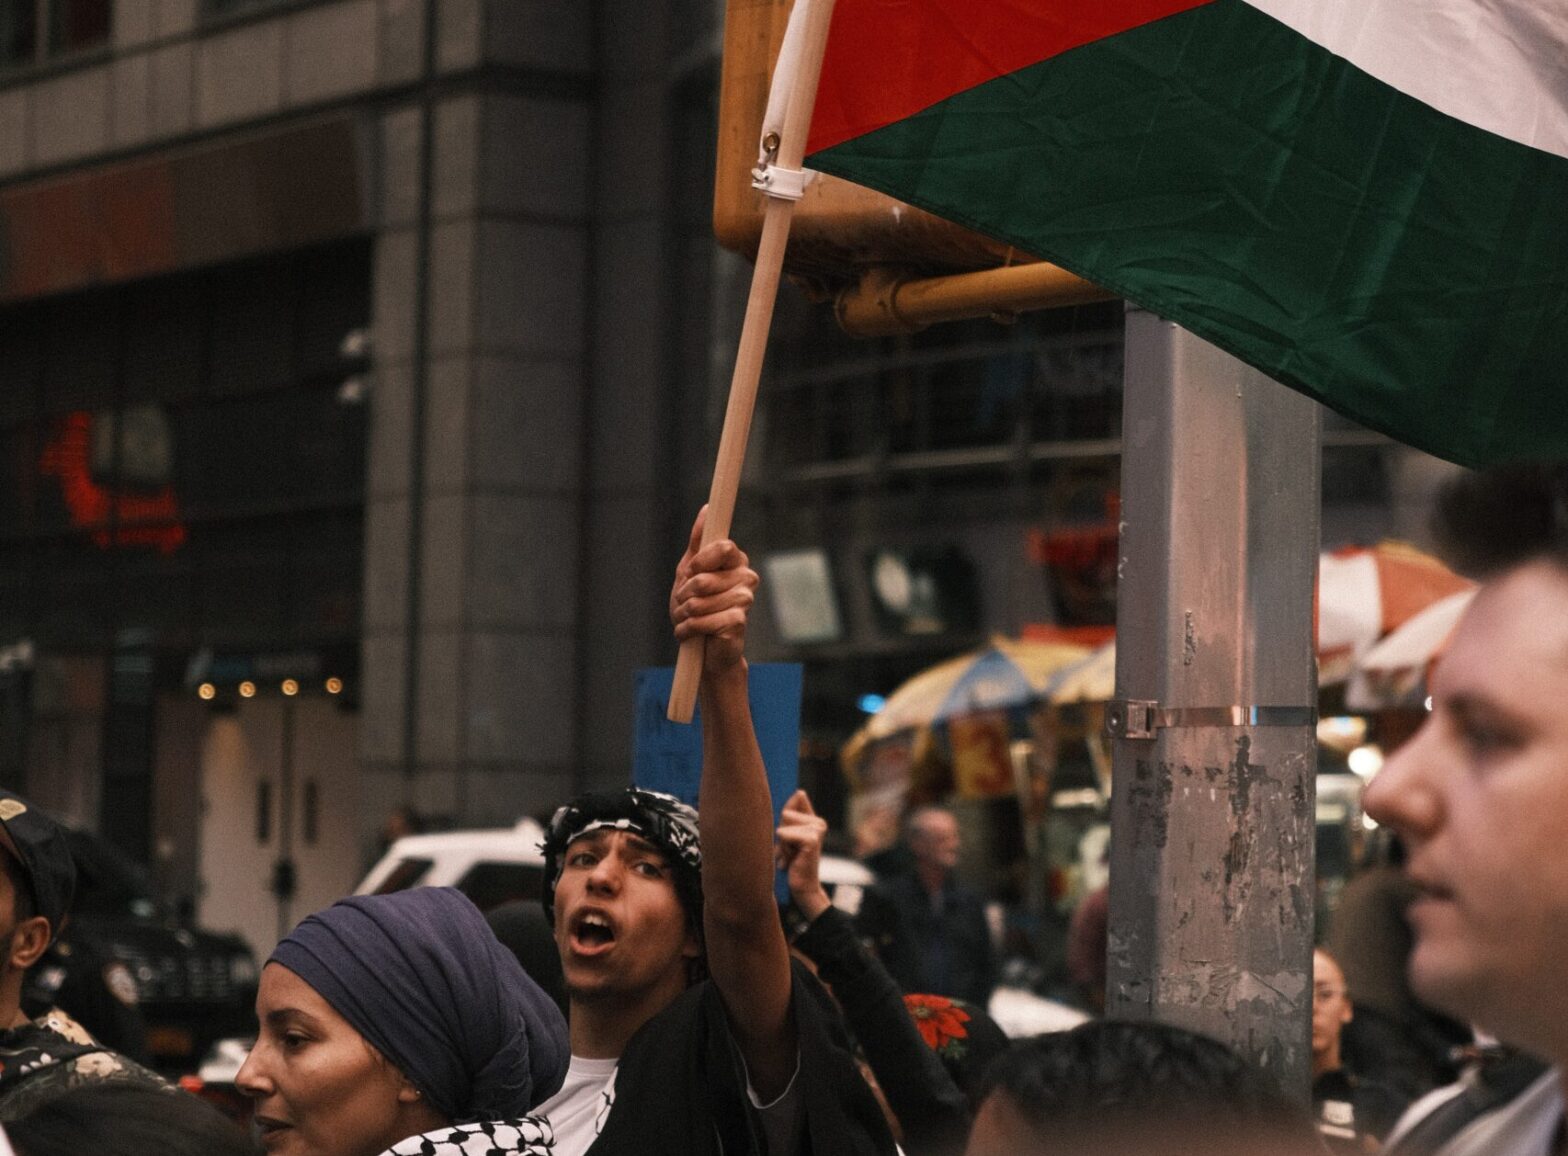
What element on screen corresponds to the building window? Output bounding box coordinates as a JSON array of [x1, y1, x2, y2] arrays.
[[0, 2, 39, 68], [49, 0, 108, 54], [0, 0, 108, 69], [0, 239, 371, 655], [200, 0, 290, 19]]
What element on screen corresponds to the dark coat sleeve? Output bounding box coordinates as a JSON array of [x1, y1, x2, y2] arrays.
[[592, 963, 898, 1156], [794, 906, 971, 1156]]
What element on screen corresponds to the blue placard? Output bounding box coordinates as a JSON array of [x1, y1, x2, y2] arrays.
[[633, 663, 803, 904]]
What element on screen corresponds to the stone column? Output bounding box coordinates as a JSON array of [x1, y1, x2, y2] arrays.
[[362, 2, 594, 830]]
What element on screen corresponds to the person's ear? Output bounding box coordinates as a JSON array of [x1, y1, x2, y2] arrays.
[[1342, 996, 1354, 1026], [8, 916, 51, 970], [682, 919, 703, 960], [395, 1077, 425, 1105]]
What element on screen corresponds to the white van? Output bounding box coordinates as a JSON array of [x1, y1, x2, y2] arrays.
[[356, 817, 877, 915]]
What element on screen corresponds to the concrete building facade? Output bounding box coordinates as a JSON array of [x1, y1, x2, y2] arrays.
[[0, 0, 724, 953], [0, 0, 1454, 957]]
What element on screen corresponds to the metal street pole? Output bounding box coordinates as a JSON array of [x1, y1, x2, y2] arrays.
[[1106, 306, 1321, 1095]]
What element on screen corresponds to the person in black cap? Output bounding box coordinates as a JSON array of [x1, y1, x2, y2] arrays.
[[0, 789, 165, 1121]]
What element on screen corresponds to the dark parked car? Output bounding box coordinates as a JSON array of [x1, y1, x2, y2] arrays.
[[24, 831, 258, 1074]]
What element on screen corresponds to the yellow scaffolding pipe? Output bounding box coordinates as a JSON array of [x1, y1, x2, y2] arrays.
[[834, 263, 1114, 337]]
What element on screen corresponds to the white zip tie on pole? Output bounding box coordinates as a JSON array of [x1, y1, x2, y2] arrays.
[[752, 0, 818, 202], [752, 163, 813, 200]]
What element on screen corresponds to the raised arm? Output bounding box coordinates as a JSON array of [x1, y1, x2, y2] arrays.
[[669, 507, 796, 1099], [778, 790, 971, 1156]]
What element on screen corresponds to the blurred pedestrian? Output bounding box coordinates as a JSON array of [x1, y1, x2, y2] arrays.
[[486, 899, 569, 1016], [235, 887, 568, 1156], [963, 1020, 1320, 1156], [1364, 463, 1568, 1155], [1064, 883, 1108, 1014], [0, 790, 165, 1121], [22, 916, 149, 1064], [532, 508, 894, 1156], [1312, 947, 1406, 1152], [367, 806, 427, 872], [859, 807, 997, 1006], [778, 787, 970, 1155], [2, 1083, 258, 1156], [1328, 834, 1467, 1100]]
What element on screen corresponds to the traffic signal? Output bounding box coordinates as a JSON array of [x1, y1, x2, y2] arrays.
[[714, 0, 1109, 332]]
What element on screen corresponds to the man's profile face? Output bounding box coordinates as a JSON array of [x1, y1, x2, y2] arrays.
[[1363, 561, 1568, 1053]]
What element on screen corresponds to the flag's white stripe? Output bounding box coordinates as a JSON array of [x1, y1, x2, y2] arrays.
[[1242, 0, 1568, 162]]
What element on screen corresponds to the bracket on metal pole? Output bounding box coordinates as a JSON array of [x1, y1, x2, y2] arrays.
[[1105, 699, 1158, 739], [1106, 701, 1317, 740]]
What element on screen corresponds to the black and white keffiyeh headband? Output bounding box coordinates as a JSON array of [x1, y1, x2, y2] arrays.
[[539, 788, 703, 924]]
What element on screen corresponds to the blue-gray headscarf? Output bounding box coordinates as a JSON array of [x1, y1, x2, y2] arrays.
[[270, 888, 568, 1123]]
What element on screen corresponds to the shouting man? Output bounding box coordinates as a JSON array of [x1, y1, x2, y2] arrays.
[[534, 509, 893, 1156]]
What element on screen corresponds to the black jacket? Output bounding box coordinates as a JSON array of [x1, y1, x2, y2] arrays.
[[858, 874, 997, 1006], [793, 905, 970, 1156], [589, 960, 896, 1156]]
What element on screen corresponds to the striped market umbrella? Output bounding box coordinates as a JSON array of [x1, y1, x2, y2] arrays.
[[851, 637, 1093, 745], [841, 638, 1092, 797], [1349, 588, 1477, 709], [1317, 541, 1475, 686]]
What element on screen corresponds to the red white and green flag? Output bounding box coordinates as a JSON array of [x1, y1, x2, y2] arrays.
[[804, 0, 1568, 467]]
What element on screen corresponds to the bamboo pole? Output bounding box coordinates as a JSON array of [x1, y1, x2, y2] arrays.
[[668, 0, 838, 723]]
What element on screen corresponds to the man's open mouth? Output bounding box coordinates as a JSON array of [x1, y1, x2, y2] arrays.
[[570, 911, 618, 954]]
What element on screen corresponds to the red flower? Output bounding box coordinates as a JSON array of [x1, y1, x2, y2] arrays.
[[904, 993, 971, 1053]]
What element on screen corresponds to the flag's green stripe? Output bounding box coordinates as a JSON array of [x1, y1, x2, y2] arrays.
[[808, 0, 1568, 467]]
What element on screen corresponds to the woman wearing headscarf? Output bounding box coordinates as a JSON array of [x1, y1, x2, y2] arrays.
[[236, 888, 569, 1156]]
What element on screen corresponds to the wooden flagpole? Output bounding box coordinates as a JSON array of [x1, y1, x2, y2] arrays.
[[667, 0, 838, 723]]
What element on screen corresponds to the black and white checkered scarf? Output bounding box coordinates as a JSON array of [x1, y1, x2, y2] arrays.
[[539, 788, 702, 928], [378, 1117, 554, 1155]]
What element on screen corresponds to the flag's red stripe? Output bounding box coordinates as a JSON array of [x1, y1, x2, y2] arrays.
[[808, 0, 1216, 155]]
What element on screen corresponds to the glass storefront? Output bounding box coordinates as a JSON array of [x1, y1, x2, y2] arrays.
[[0, 238, 370, 858]]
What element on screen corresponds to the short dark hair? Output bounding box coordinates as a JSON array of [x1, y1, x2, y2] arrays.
[[1432, 463, 1568, 579], [979, 1021, 1313, 1151], [0, 850, 37, 924], [7, 1083, 258, 1156]]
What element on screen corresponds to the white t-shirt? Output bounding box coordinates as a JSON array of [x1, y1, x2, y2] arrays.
[[1384, 1066, 1563, 1156], [536, 1052, 800, 1156], [536, 1056, 620, 1156]]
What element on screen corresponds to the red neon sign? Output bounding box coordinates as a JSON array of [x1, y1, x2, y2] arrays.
[[38, 412, 187, 553]]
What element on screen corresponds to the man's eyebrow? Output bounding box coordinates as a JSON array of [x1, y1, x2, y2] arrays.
[[624, 834, 668, 860], [1447, 692, 1496, 717], [565, 828, 666, 859], [1446, 692, 1525, 728]]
